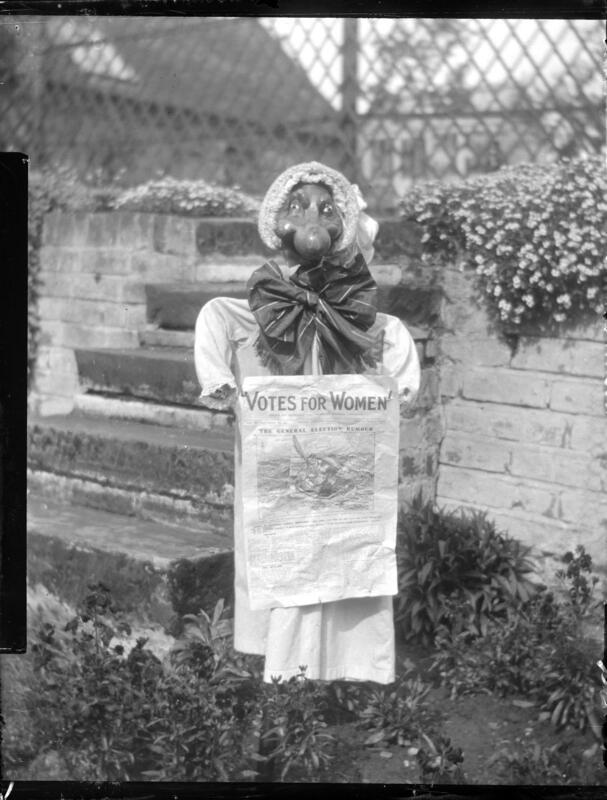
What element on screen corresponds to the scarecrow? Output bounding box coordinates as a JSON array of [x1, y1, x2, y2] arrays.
[[194, 162, 420, 684]]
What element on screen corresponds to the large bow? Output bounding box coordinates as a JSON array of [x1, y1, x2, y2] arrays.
[[247, 255, 379, 375]]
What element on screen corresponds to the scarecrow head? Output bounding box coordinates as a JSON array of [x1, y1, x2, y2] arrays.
[[257, 161, 378, 268]]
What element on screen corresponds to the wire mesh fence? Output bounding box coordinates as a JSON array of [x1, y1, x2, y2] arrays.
[[1, 16, 604, 211]]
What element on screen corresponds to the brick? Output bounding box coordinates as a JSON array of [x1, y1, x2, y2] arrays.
[[116, 212, 154, 250], [35, 346, 78, 375], [559, 321, 604, 342], [84, 249, 133, 276], [424, 338, 438, 360], [30, 394, 75, 417], [440, 432, 512, 473], [195, 219, 265, 258], [39, 247, 84, 273], [39, 272, 145, 304], [38, 297, 65, 321], [131, 251, 197, 283], [438, 465, 559, 517], [45, 298, 146, 329], [439, 364, 463, 398], [154, 215, 198, 257], [511, 337, 603, 378], [569, 414, 607, 452], [399, 416, 426, 449], [550, 377, 604, 417], [462, 367, 551, 408], [33, 367, 80, 398], [437, 498, 598, 566], [558, 488, 607, 527], [86, 213, 121, 247], [412, 366, 439, 410], [508, 441, 607, 493], [41, 210, 90, 247], [439, 334, 512, 367], [196, 256, 261, 283], [40, 321, 140, 350], [445, 400, 577, 449], [423, 408, 445, 446]]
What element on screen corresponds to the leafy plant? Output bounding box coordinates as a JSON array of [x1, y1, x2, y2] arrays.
[[400, 156, 607, 334], [23, 586, 341, 782], [111, 176, 260, 218], [487, 740, 604, 785], [416, 734, 466, 784], [431, 546, 603, 736], [356, 662, 441, 747], [395, 495, 538, 645], [259, 668, 335, 781]]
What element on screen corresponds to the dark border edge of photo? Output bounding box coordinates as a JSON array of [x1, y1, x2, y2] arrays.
[[0, 0, 606, 795], [0, 151, 27, 656], [0, 0, 605, 20]]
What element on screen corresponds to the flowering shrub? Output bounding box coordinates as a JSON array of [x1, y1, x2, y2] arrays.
[[111, 177, 260, 218], [400, 157, 607, 332]]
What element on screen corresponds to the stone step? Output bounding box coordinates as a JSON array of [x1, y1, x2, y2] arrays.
[[75, 343, 437, 407], [75, 346, 201, 406], [28, 412, 235, 532], [144, 279, 440, 335], [145, 282, 246, 330], [73, 392, 233, 431], [28, 493, 234, 623]]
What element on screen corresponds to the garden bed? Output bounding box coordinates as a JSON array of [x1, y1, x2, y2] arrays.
[[3, 501, 605, 785]]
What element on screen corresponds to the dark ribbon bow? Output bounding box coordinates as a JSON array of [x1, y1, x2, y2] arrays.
[[247, 254, 379, 375]]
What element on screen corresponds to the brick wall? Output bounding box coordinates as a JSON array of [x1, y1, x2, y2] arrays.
[[437, 262, 606, 574], [33, 209, 603, 574], [30, 211, 257, 415]]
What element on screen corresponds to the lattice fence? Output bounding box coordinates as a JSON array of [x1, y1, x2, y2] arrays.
[[1, 16, 603, 211]]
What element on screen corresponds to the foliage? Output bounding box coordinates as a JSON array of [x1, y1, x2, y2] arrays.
[[25, 586, 335, 782], [260, 669, 335, 781], [395, 495, 538, 646], [487, 740, 603, 785], [111, 177, 260, 218], [353, 662, 442, 748], [369, 19, 474, 113], [431, 546, 602, 736], [400, 156, 607, 334], [416, 734, 466, 784]]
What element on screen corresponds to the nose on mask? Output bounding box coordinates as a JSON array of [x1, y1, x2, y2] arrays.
[[293, 225, 332, 261]]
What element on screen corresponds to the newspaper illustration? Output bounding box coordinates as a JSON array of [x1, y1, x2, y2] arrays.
[[238, 374, 400, 610]]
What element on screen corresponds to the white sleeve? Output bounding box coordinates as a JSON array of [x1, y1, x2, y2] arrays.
[[379, 314, 421, 405], [194, 297, 240, 409]]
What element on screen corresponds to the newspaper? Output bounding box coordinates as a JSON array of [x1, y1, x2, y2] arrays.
[[237, 374, 400, 610]]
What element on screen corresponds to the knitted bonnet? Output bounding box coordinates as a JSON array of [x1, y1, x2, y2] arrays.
[[257, 161, 378, 263]]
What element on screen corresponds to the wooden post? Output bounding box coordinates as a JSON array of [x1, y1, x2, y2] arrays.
[[341, 17, 359, 184]]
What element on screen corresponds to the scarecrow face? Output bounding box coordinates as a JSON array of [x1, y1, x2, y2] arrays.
[[275, 183, 343, 265]]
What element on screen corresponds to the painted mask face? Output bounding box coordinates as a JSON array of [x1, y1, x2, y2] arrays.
[[275, 183, 343, 265]]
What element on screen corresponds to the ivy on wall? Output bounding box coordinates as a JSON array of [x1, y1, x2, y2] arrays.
[[400, 156, 607, 334]]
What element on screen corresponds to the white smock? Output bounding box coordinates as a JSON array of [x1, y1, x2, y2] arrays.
[[194, 291, 420, 684]]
